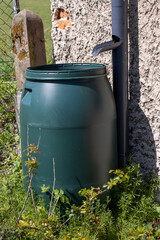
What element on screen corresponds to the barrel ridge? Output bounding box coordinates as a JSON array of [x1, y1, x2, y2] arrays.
[[25, 63, 106, 81]]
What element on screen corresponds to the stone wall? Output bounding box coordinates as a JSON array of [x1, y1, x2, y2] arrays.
[[50, 0, 160, 174]]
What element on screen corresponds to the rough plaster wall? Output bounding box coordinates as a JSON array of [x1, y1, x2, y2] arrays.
[[128, 0, 160, 174], [50, 0, 160, 174], [50, 0, 113, 81]]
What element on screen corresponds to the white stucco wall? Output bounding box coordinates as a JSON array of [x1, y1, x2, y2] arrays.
[[50, 0, 160, 174], [128, 0, 160, 173]]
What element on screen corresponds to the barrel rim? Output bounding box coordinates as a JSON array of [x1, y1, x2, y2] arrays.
[[25, 63, 107, 81]]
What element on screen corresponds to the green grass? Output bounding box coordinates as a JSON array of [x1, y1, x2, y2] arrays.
[[19, 0, 53, 63]]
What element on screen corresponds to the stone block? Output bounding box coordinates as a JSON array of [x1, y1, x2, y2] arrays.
[[11, 9, 46, 90]]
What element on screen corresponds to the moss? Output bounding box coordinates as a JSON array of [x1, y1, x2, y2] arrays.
[[11, 21, 29, 60], [17, 49, 28, 61], [11, 22, 24, 54]]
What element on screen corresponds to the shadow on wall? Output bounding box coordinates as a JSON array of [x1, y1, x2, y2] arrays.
[[128, 0, 157, 175]]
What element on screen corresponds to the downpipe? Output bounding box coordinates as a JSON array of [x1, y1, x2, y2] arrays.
[[93, 0, 128, 168]]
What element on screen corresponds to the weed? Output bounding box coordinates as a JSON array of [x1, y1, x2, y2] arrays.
[[0, 142, 160, 240]]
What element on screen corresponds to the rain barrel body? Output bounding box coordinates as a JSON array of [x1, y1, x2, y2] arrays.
[[20, 63, 117, 204]]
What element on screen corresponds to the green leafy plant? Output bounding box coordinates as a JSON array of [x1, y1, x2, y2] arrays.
[[0, 79, 160, 239], [1, 150, 160, 239]]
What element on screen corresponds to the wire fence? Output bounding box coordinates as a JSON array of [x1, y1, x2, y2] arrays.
[[0, 0, 20, 136], [0, 0, 16, 82]]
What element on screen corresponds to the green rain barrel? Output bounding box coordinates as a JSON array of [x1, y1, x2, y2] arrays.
[[20, 63, 117, 204]]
